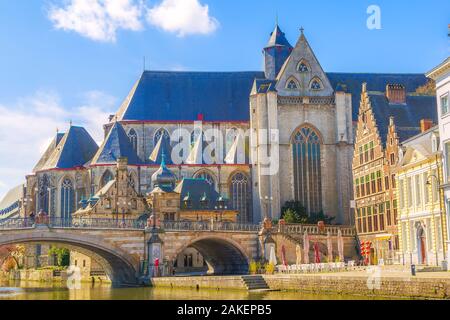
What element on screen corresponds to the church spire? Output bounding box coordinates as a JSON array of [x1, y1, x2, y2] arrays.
[[264, 23, 293, 80]]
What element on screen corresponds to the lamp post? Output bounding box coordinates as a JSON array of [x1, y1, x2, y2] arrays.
[[426, 173, 446, 266]]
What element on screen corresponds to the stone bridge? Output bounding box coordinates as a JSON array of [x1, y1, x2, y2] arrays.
[[0, 219, 357, 285]]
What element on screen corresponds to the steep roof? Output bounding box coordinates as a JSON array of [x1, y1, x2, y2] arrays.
[[114, 71, 431, 124], [40, 126, 98, 170], [0, 184, 24, 220], [90, 122, 140, 165], [115, 71, 264, 122], [266, 24, 293, 48], [327, 72, 432, 120], [33, 133, 65, 173], [368, 92, 437, 144], [174, 178, 225, 210]]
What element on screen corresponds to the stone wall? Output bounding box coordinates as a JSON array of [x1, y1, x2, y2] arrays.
[[151, 275, 247, 290], [263, 274, 450, 299]]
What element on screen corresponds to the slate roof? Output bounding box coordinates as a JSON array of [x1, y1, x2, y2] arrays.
[[367, 92, 437, 144], [327, 72, 432, 120], [0, 184, 24, 220], [33, 133, 65, 173], [149, 135, 173, 165], [266, 24, 293, 48], [174, 178, 227, 210], [91, 122, 140, 165], [115, 71, 432, 124], [115, 71, 265, 122], [40, 126, 98, 170]]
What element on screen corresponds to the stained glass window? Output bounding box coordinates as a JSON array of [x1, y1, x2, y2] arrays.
[[311, 79, 322, 90], [154, 128, 170, 146], [292, 126, 322, 215], [61, 178, 74, 220], [298, 62, 309, 72], [229, 173, 251, 223], [287, 79, 298, 90], [128, 129, 138, 151]]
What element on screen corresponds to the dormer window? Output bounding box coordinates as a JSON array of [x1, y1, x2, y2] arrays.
[[310, 78, 322, 90], [286, 78, 299, 90]]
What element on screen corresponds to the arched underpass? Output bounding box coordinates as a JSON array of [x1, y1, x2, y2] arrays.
[[175, 237, 250, 275], [0, 231, 139, 286]]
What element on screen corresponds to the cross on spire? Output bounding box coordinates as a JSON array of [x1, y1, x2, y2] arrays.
[[300, 26, 304, 34]]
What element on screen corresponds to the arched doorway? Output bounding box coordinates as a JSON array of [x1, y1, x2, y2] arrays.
[[417, 224, 427, 265]]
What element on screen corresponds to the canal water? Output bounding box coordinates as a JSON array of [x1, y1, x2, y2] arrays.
[[0, 280, 396, 300]]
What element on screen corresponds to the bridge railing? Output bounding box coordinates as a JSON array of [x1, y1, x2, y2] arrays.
[[0, 218, 34, 230], [49, 217, 147, 230], [161, 220, 261, 232]]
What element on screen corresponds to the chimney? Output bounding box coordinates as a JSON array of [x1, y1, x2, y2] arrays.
[[420, 119, 433, 132], [386, 84, 406, 104]]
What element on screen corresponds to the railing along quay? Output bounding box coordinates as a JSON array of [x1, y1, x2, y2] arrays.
[[279, 223, 356, 236]]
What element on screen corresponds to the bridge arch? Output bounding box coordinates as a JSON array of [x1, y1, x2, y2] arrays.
[[0, 228, 139, 285], [172, 235, 250, 275]]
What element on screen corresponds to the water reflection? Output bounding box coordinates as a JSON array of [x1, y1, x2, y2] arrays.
[[0, 280, 395, 300]]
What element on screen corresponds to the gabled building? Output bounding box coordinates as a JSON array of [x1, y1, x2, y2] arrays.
[[352, 82, 437, 264], [396, 126, 446, 266]]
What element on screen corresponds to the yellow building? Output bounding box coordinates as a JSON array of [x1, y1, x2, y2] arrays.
[[397, 126, 448, 266]]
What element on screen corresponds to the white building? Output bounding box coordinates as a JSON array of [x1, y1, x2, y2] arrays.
[[427, 57, 450, 262]]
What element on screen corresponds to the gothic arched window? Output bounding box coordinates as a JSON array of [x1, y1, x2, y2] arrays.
[[60, 178, 74, 220], [286, 79, 299, 90], [292, 126, 322, 215], [229, 172, 252, 223], [154, 128, 170, 146], [128, 129, 138, 152], [101, 170, 114, 188], [298, 62, 309, 72], [38, 174, 50, 213], [310, 79, 322, 90], [194, 171, 217, 189]]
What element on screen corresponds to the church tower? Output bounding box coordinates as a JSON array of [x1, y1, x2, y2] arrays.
[[264, 24, 293, 80]]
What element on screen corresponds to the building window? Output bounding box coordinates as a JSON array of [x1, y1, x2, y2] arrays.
[[292, 126, 322, 215], [127, 129, 138, 152], [446, 143, 450, 183], [359, 146, 363, 164], [415, 175, 422, 207], [355, 178, 360, 198], [386, 201, 391, 226], [297, 61, 309, 72], [393, 199, 398, 224], [361, 176, 365, 197], [441, 94, 449, 115], [101, 170, 114, 188], [365, 174, 370, 196], [310, 78, 322, 90], [364, 144, 369, 163], [61, 178, 74, 221], [406, 177, 413, 207], [385, 176, 390, 190], [390, 153, 395, 165], [286, 79, 299, 90], [371, 173, 376, 194], [369, 141, 374, 160], [376, 171, 382, 192], [367, 207, 373, 233], [194, 171, 216, 189], [38, 174, 50, 213], [391, 174, 396, 188], [379, 203, 385, 231], [154, 128, 170, 146], [229, 172, 251, 223], [399, 179, 404, 209]]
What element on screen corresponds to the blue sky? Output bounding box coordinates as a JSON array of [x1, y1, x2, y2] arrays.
[[0, 0, 449, 200]]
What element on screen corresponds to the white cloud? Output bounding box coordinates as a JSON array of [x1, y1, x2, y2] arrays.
[[48, 0, 144, 42], [0, 90, 116, 200], [147, 0, 219, 37], [47, 0, 219, 41]]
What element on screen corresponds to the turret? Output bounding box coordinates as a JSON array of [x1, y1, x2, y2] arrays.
[[263, 24, 293, 80]]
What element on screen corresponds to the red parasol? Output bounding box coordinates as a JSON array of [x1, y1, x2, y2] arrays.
[[314, 242, 321, 263], [281, 245, 288, 266]]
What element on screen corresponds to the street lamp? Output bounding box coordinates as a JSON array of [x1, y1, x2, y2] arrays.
[[426, 174, 446, 266]]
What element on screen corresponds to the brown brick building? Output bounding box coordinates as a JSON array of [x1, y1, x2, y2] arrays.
[[353, 83, 437, 264]]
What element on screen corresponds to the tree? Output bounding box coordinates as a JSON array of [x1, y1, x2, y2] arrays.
[[280, 201, 335, 224], [48, 246, 70, 267]]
